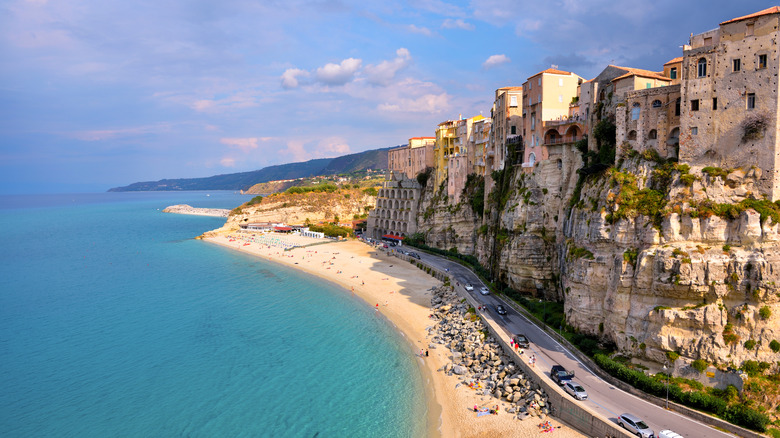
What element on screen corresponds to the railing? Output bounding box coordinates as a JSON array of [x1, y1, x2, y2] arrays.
[[544, 117, 583, 127], [544, 136, 578, 145]]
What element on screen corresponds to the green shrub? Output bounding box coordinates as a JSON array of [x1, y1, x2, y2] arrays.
[[759, 306, 771, 319], [362, 187, 378, 196], [744, 339, 757, 350], [691, 359, 708, 373], [666, 351, 680, 362], [247, 195, 263, 205], [770, 340, 780, 353]]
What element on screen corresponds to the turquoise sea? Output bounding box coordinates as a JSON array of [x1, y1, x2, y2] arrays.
[[0, 192, 426, 437]]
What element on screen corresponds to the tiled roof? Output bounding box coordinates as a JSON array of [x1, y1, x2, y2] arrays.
[[664, 57, 683, 65], [610, 65, 670, 82], [721, 6, 780, 25], [537, 68, 572, 76]]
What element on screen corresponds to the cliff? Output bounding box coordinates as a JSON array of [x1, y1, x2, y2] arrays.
[[203, 187, 376, 235], [414, 148, 779, 368]]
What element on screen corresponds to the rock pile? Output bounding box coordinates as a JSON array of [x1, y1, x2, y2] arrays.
[[162, 204, 230, 217], [428, 286, 551, 420]]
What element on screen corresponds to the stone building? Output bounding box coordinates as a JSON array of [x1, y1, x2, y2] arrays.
[[365, 172, 422, 239], [387, 137, 435, 179], [679, 6, 780, 200], [485, 87, 523, 193], [616, 84, 681, 159]]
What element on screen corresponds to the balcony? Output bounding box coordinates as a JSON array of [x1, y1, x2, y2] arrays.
[[544, 136, 579, 145]]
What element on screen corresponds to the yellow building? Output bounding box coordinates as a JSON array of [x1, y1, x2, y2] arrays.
[[522, 69, 583, 169], [434, 120, 457, 188]]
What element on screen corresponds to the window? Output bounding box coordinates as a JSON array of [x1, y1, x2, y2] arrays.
[[697, 58, 707, 77], [510, 95, 518, 107], [531, 116, 535, 130], [627, 130, 637, 140], [652, 100, 662, 108], [670, 67, 677, 79], [559, 78, 564, 87], [733, 59, 741, 72], [675, 98, 681, 116], [712, 97, 717, 110], [648, 129, 657, 140], [511, 126, 516, 135], [691, 127, 698, 135], [758, 54, 767, 69], [646, 82, 652, 89], [538, 77, 541, 86], [747, 93, 756, 110], [528, 152, 536, 165], [704, 37, 712, 45], [558, 95, 563, 102], [691, 99, 699, 111], [631, 103, 641, 120], [747, 23, 754, 36]]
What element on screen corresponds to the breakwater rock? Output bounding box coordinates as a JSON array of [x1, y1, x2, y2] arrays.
[[429, 286, 550, 420], [162, 204, 230, 217]]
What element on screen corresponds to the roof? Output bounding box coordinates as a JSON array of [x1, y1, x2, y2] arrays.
[[497, 86, 523, 91], [721, 6, 780, 25], [528, 68, 573, 80], [273, 226, 293, 231], [382, 234, 403, 240], [409, 137, 435, 140], [610, 65, 670, 82], [663, 57, 683, 66]]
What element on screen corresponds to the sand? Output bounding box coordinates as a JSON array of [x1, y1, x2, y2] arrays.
[[204, 232, 585, 438]]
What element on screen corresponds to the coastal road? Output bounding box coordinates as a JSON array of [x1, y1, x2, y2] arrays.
[[404, 248, 737, 438]]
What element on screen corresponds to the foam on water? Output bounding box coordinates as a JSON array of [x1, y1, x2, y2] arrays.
[[0, 192, 425, 437]]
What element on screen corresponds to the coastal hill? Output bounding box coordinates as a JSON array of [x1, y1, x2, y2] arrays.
[[108, 146, 393, 192]]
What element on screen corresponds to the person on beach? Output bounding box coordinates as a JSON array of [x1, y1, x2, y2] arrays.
[[425, 350, 428, 357]]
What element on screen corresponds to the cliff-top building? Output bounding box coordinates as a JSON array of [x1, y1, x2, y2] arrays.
[[388, 137, 435, 179], [679, 6, 780, 200]]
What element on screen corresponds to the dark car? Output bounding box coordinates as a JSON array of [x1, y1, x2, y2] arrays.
[[550, 365, 575, 385], [409, 252, 421, 259], [495, 305, 507, 315], [512, 334, 530, 348]]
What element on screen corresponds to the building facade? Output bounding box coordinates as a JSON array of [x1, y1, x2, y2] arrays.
[[679, 6, 780, 200], [365, 172, 422, 239], [388, 137, 435, 179]]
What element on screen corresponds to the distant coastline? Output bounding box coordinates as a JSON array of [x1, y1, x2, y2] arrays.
[[162, 204, 230, 217]]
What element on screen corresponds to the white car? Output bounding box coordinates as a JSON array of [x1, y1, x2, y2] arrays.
[[563, 381, 588, 400], [479, 287, 490, 295], [658, 430, 684, 438], [464, 284, 474, 291]]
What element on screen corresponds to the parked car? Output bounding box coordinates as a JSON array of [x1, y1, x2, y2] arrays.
[[657, 430, 683, 438], [479, 286, 490, 295], [464, 284, 474, 291], [409, 252, 421, 259], [512, 334, 530, 348], [550, 365, 575, 385], [495, 305, 507, 315], [563, 381, 588, 400], [618, 413, 654, 438]]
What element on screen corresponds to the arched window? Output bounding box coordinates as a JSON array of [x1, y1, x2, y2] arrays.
[[652, 100, 662, 108], [648, 129, 657, 140], [631, 103, 641, 120], [528, 153, 536, 166], [628, 130, 637, 140], [697, 58, 707, 78], [675, 97, 681, 116], [557, 159, 563, 170]]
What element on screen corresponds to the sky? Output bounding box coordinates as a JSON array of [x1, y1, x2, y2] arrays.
[[0, 0, 775, 193]]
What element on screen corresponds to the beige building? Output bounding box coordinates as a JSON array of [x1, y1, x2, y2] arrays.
[[387, 137, 435, 179], [522, 69, 582, 169], [485, 87, 523, 193], [663, 57, 683, 85], [366, 172, 422, 239], [679, 6, 780, 200]]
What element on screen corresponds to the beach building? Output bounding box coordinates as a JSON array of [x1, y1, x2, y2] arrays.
[[677, 6, 780, 200], [388, 137, 435, 179], [521, 70, 582, 171], [365, 172, 422, 240]]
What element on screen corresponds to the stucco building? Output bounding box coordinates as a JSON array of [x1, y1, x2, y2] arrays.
[[388, 137, 435, 179]]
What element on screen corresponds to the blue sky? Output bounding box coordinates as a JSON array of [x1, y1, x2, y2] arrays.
[[0, 0, 775, 193]]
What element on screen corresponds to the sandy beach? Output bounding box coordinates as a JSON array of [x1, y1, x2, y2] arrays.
[[204, 232, 585, 438]]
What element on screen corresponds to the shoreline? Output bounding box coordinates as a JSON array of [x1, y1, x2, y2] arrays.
[[203, 232, 585, 437]]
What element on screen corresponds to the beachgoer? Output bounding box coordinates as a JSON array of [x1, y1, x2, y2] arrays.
[[425, 350, 428, 357]]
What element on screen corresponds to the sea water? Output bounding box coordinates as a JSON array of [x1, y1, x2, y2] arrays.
[[0, 192, 426, 437]]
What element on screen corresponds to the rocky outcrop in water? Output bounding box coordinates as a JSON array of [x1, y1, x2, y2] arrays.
[[162, 204, 230, 217]]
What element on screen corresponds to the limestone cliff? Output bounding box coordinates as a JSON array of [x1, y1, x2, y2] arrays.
[[415, 150, 779, 368], [204, 188, 375, 235]]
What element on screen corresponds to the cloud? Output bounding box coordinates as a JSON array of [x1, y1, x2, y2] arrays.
[[318, 137, 351, 155], [378, 92, 450, 114], [281, 68, 309, 89], [483, 54, 510, 69], [220, 157, 236, 167], [315, 58, 362, 85], [190, 92, 258, 113], [406, 24, 433, 36], [220, 137, 259, 152], [69, 124, 171, 141], [364, 48, 412, 86], [281, 140, 308, 162], [442, 19, 474, 30]]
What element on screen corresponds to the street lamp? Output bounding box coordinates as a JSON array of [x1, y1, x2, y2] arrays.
[[663, 362, 670, 409]]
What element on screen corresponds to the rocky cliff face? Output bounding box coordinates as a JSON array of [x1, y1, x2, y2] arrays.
[[415, 150, 779, 368], [204, 188, 375, 235]]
